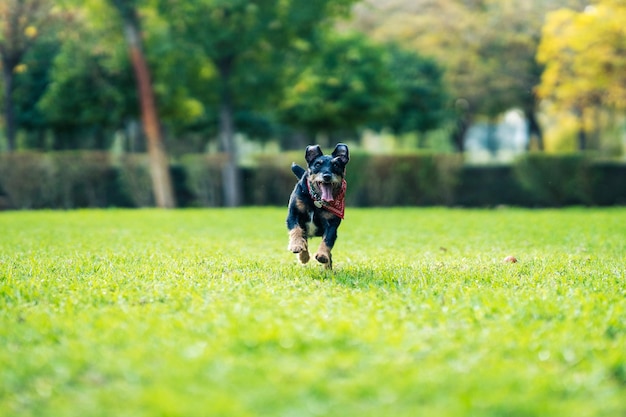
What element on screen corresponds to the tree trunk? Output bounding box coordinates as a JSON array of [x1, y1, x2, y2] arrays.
[[485, 117, 498, 156], [524, 109, 544, 151], [121, 15, 176, 208], [451, 99, 471, 153], [217, 58, 242, 207], [575, 107, 586, 151], [451, 116, 469, 153], [577, 127, 587, 151], [1, 63, 16, 152]]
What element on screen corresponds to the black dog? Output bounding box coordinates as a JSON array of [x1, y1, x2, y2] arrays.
[[286, 143, 349, 269]]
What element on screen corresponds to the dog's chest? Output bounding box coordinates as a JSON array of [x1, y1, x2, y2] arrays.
[[305, 211, 318, 236]]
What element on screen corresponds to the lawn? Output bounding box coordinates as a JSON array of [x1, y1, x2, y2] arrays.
[[1, 208, 625, 417]]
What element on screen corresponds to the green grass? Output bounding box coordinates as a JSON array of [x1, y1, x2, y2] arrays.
[[1, 207, 625, 417]]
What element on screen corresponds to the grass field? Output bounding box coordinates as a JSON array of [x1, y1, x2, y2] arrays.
[[1, 207, 625, 417]]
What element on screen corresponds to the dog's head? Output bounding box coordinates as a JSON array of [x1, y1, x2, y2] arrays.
[[305, 143, 349, 202]]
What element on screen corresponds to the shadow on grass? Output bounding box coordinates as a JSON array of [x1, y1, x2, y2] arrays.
[[300, 263, 409, 290]]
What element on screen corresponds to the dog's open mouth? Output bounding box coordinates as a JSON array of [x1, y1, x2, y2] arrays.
[[318, 182, 334, 202]]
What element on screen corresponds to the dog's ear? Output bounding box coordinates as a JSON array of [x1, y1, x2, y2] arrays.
[[332, 143, 350, 166], [305, 145, 323, 165]]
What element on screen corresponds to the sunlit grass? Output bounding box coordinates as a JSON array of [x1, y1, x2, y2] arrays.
[[1, 208, 625, 416]]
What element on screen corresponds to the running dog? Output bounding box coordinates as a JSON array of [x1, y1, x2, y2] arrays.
[[286, 143, 349, 270]]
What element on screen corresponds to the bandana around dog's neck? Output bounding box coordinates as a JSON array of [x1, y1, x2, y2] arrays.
[[307, 178, 347, 219]]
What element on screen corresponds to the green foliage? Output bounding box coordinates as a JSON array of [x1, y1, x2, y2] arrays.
[[4, 0, 469, 151], [456, 165, 528, 207], [140, 4, 218, 136], [179, 154, 227, 207], [591, 162, 626, 205], [13, 32, 60, 134], [384, 44, 450, 136], [108, 0, 141, 21], [0, 0, 57, 150], [49, 151, 113, 208], [513, 153, 593, 206], [0, 152, 56, 208], [348, 0, 590, 150], [22, 1, 139, 149], [280, 32, 400, 135], [38, 39, 136, 147], [116, 153, 154, 207], [159, 0, 359, 206], [346, 152, 463, 206], [0, 151, 114, 208], [244, 153, 302, 206], [162, 0, 359, 126], [1, 208, 625, 416], [1, 151, 626, 209]]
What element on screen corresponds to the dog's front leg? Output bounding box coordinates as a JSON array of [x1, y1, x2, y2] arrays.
[[286, 202, 310, 264], [288, 226, 310, 264], [315, 220, 340, 269]]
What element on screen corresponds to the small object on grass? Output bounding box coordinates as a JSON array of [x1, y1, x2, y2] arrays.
[[503, 255, 518, 263]]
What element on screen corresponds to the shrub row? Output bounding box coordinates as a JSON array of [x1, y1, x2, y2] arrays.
[[0, 151, 625, 209]]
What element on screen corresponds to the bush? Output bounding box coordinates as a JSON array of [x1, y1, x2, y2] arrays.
[[1, 151, 625, 209], [591, 162, 626, 205], [513, 153, 593, 206], [346, 153, 463, 206], [179, 154, 227, 207], [50, 151, 113, 208], [456, 165, 528, 207], [0, 152, 56, 209], [244, 154, 301, 206], [117, 154, 154, 207], [0, 151, 120, 209]]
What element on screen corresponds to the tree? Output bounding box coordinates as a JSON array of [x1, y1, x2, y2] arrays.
[[349, 0, 587, 152], [280, 32, 400, 139], [385, 43, 449, 142], [0, 0, 53, 151], [163, 0, 357, 207], [37, 1, 212, 153], [109, 0, 175, 208], [31, 5, 138, 151], [37, 33, 136, 150], [537, 0, 626, 150], [11, 22, 60, 149]]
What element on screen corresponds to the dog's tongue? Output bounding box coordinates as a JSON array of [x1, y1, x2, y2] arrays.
[[320, 183, 334, 201]]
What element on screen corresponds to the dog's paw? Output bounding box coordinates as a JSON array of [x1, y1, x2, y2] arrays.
[[315, 252, 333, 270], [315, 242, 333, 269], [288, 239, 307, 254], [288, 228, 307, 254], [315, 253, 333, 270], [315, 253, 329, 264], [299, 250, 310, 264]]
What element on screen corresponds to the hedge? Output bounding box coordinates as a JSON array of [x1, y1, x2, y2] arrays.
[[0, 151, 624, 209], [0, 151, 117, 209]]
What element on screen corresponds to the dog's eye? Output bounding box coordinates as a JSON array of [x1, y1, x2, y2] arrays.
[[314, 161, 322, 168]]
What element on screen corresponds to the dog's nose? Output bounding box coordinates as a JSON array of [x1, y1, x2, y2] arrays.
[[322, 173, 332, 182]]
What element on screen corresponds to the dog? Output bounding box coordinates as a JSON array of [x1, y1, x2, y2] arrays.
[[286, 143, 349, 270]]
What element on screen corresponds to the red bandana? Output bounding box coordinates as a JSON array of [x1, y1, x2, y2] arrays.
[[307, 178, 347, 219]]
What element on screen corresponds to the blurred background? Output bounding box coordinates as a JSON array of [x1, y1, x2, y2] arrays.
[[0, 0, 625, 209]]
